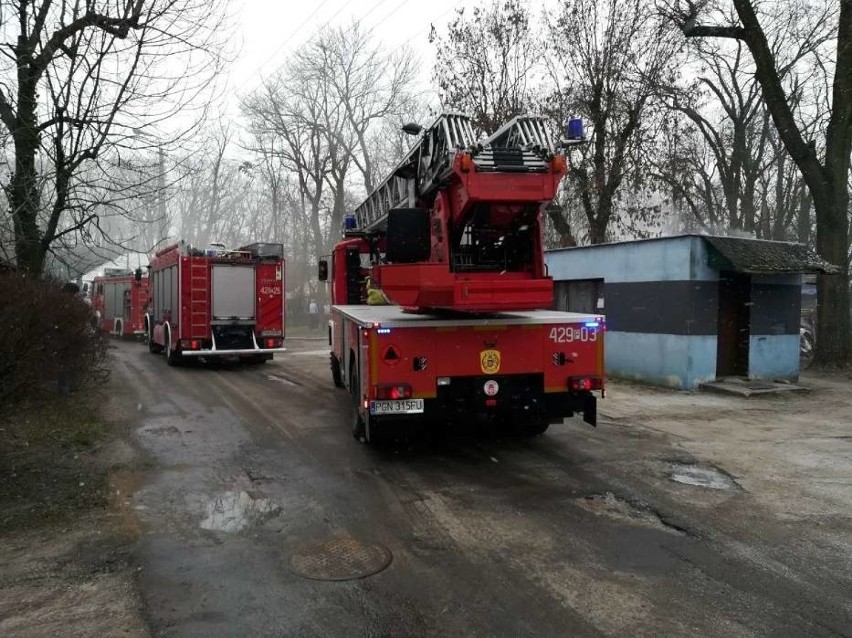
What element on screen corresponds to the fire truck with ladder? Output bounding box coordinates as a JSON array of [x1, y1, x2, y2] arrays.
[[319, 114, 605, 443], [145, 242, 287, 365], [91, 268, 149, 337]]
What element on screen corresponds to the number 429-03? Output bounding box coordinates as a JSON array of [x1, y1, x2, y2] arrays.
[[549, 326, 598, 343]]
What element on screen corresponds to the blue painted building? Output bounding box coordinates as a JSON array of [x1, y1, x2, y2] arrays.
[[545, 235, 835, 389]]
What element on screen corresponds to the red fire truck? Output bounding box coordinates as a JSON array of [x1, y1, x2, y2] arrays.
[[319, 114, 604, 443], [146, 242, 286, 365], [91, 269, 150, 337]]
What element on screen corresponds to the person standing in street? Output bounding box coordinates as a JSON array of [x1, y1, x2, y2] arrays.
[[309, 299, 319, 331]]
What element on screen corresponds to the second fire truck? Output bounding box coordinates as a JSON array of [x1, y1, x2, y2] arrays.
[[146, 242, 287, 365]]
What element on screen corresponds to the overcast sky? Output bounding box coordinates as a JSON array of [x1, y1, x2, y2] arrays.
[[226, 0, 463, 114]]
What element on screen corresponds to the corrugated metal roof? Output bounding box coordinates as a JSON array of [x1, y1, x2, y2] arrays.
[[702, 236, 838, 274]]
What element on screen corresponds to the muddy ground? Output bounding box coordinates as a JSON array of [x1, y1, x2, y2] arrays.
[[1, 337, 850, 637]]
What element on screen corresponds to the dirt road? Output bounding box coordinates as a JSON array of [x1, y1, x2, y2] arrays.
[[108, 338, 851, 637]]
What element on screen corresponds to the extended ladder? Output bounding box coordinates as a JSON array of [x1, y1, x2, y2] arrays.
[[352, 113, 560, 233]]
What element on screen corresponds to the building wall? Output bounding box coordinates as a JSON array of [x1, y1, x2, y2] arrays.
[[547, 236, 715, 388], [547, 236, 715, 283], [748, 274, 801, 381], [546, 237, 804, 388], [606, 332, 717, 389]]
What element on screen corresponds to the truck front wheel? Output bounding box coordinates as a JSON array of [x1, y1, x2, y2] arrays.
[[330, 353, 344, 388]]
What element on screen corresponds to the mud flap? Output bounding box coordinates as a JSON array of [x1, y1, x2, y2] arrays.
[[582, 393, 597, 427]]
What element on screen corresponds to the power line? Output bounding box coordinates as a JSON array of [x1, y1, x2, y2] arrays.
[[235, 0, 461, 97], [234, 0, 333, 92]]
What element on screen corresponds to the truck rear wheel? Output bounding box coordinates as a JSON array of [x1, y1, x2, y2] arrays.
[[166, 326, 183, 367], [521, 420, 549, 437], [350, 370, 366, 442], [147, 319, 163, 354]]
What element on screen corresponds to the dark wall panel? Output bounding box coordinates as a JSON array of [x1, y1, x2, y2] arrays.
[[603, 281, 719, 335], [750, 284, 800, 335]]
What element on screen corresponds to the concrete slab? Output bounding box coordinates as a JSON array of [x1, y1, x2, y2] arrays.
[[699, 377, 809, 397]]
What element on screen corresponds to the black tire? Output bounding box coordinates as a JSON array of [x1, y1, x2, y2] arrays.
[[330, 353, 344, 388], [505, 414, 549, 437], [166, 326, 183, 367], [351, 369, 366, 442], [520, 420, 550, 437], [147, 320, 163, 353]]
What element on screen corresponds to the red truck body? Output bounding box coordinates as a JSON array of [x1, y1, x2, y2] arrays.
[[91, 272, 149, 337], [330, 304, 604, 442], [145, 242, 286, 365]]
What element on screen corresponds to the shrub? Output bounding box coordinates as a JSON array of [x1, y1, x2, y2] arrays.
[[0, 274, 108, 406]]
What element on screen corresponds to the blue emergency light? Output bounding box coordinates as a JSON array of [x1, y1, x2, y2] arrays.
[[566, 118, 584, 140], [344, 214, 357, 230]]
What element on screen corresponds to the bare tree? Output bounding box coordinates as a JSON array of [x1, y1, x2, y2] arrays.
[[669, 0, 851, 364], [0, 0, 229, 276], [242, 73, 333, 263], [241, 23, 417, 309], [429, 1, 539, 134], [545, 0, 682, 244]]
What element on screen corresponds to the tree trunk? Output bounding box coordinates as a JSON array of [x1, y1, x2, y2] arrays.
[[10, 68, 44, 275], [588, 215, 608, 244], [814, 177, 851, 365]]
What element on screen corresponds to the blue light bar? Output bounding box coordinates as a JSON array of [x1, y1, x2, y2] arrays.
[[584, 322, 599, 328], [566, 118, 584, 140], [344, 214, 357, 230]]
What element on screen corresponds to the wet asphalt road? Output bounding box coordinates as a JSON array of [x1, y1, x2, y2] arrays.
[[109, 339, 851, 638]]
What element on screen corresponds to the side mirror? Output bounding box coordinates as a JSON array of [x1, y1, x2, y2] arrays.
[[318, 259, 329, 282], [386, 208, 431, 264]]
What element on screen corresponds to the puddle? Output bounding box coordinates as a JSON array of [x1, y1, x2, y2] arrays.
[[574, 492, 686, 535], [200, 491, 281, 532], [669, 463, 738, 490]]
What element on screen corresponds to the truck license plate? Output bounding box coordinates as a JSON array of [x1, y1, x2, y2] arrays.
[[370, 399, 424, 415]]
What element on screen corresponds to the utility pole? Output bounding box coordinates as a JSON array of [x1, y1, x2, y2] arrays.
[[157, 146, 167, 247]]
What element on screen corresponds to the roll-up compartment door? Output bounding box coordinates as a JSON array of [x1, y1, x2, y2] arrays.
[[212, 265, 256, 320]]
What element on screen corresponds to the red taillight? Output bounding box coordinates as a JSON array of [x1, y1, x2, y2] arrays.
[[485, 398, 497, 407], [263, 338, 282, 348], [569, 376, 603, 392], [181, 339, 201, 350], [376, 383, 412, 400]]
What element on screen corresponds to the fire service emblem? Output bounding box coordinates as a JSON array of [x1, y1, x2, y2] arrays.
[[480, 349, 501, 374]]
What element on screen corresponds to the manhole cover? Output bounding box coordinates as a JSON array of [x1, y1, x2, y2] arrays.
[[289, 536, 392, 581]]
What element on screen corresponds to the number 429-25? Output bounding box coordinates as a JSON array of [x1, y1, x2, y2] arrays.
[[549, 326, 597, 343]]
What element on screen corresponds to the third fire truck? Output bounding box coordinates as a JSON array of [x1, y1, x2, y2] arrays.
[[319, 114, 605, 443], [91, 269, 149, 337], [146, 242, 287, 365]]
